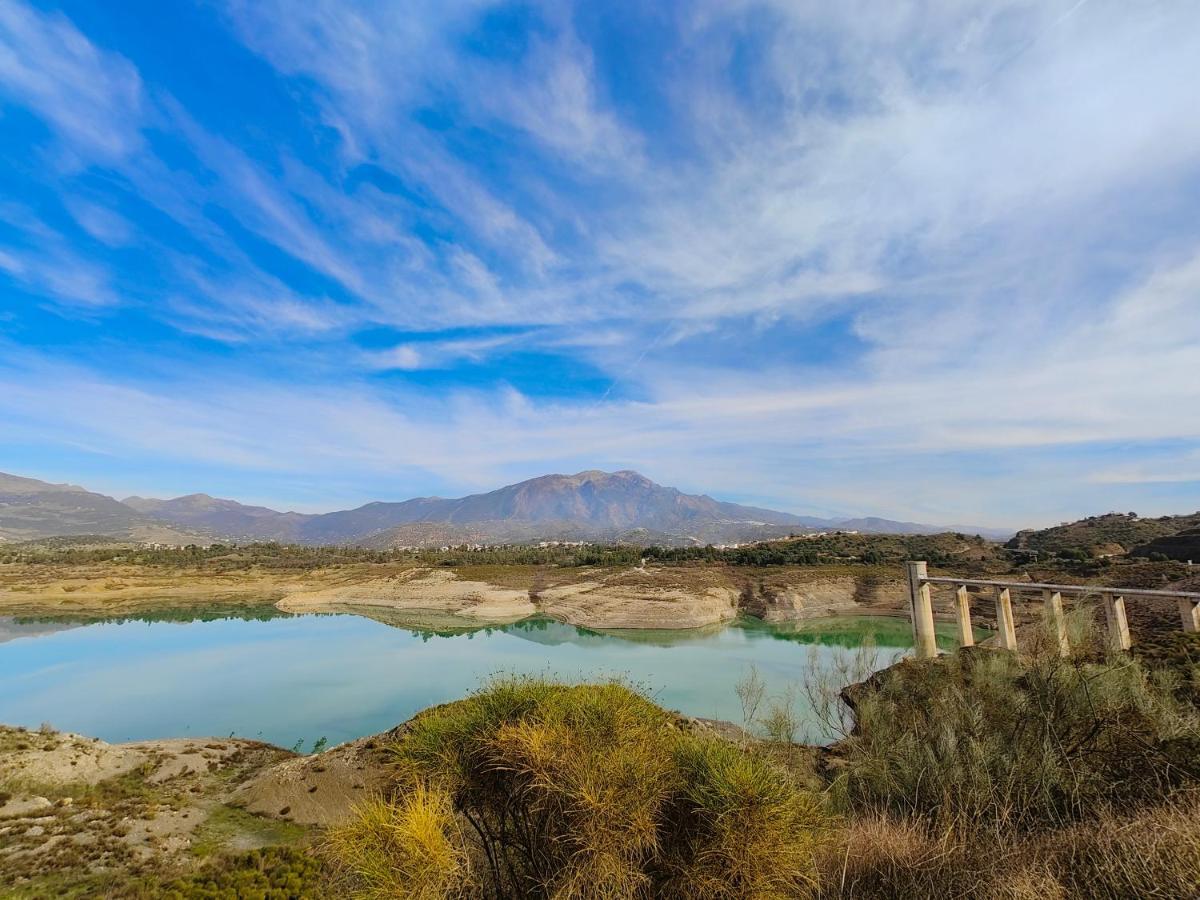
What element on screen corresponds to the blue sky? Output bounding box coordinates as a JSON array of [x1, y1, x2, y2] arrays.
[[1, 0, 1198, 527]]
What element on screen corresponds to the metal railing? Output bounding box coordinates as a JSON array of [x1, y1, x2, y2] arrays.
[[905, 560, 1200, 659]]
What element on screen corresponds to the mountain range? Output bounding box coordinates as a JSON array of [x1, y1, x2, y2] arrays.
[[0, 469, 1012, 546]]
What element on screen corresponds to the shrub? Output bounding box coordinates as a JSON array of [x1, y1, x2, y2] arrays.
[[831, 639, 1200, 834], [155, 846, 329, 899], [329, 678, 828, 899]]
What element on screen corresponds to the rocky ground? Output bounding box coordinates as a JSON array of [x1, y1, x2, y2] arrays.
[[0, 719, 424, 896], [0, 725, 311, 897]]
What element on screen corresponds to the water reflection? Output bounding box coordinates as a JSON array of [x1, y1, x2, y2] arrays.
[[0, 609, 969, 748]]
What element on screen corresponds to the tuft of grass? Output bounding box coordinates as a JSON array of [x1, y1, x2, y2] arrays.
[[327, 786, 472, 899], [816, 794, 1200, 899], [330, 677, 829, 899], [664, 737, 825, 899]]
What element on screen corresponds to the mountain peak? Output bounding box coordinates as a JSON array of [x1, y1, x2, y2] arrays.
[[171, 493, 218, 505], [0, 468, 1003, 547]]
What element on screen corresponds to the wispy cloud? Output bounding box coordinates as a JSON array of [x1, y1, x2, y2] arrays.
[[0, 0, 1198, 524], [0, 205, 119, 308], [362, 333, 524, 371], [0, 3, 144, 164]]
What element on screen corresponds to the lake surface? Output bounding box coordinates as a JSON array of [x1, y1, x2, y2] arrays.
[[0, 608, 964, 748]]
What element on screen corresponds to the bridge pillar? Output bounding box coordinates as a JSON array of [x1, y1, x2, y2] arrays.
[[1179, 598, 1200, 634], [994, 587, 1017, 650], [1044, 589, 1070, 657], [906, 561, 937, 659], [953, 585, 974, 648], [1103, 593, 1131, 651]]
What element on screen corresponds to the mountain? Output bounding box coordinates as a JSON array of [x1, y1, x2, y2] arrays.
[[347, 470, 817, 547], [0, 474, 201, 543], [1, 469, 1001, 547], [121, 494, 310, 542], [123, 470, 818, 546]]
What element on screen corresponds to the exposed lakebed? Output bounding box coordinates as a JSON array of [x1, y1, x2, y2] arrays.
[[0, 607, 969, 747]]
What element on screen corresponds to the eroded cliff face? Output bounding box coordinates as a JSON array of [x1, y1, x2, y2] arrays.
[[276, 565, 910, 630], [538, 581, 739, 629], [277, 567, 536, 621], [738, 572, 907, 622]]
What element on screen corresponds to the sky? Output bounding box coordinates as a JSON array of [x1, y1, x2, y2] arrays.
[[1, 0, 1198, 528]]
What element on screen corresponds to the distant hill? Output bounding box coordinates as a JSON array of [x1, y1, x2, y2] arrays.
[[1006, 512, 1200, 558], [1, 469, 1003, 547], [122, 494, 310, 542], [0, 474, 200, 544]]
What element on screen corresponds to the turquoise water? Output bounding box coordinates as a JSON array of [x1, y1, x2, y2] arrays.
[[0, 609, 955, 748]]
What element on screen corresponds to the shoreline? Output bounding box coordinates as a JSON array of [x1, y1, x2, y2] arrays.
[[0, 561, 913, 631]]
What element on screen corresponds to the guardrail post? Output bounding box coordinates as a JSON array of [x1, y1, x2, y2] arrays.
[[1103, 592, 1131, 651], [954, 584, 974, 648], [906, 561, 937, 659], [1044, 589, 1070, 657], [1179, 598, 1200, 634], [995, 587, 1017, 650]]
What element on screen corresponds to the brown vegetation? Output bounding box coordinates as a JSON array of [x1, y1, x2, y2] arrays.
[[329, 679, 828, 899]]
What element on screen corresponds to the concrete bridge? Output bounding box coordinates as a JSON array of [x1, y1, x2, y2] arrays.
[[905, 560, 1200, 659]]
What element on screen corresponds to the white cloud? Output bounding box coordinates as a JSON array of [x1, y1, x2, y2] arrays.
[[0, 3, 144, 164], [363, 333, 522, 371], [0, 207, 120, 308], [64, 198, 135, 247], [2, 231, 1198, 523], [2, 1, 1199, 524]]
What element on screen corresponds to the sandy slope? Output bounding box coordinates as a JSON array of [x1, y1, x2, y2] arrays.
[[538, 580, 739, 629], [0, 725, 300, 890], [277, 567, 535, 621]]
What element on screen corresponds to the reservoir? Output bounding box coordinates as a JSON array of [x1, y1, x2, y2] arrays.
[[0, 609, 966, 748]]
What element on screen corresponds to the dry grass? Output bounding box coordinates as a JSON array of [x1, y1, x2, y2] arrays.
[[817, 794, 1200, 899], [327, 787, 472, 899], [329, 678, 829, 899], [810, 608, 1200, 899], [831, 619, 1200, 833]]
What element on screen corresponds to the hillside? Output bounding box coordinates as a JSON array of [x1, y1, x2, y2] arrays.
[[122, 493, 310, 542], [0, 474, 199, 544], [1006, 512, 1200, 558], [1131, 527, 1200, 562]]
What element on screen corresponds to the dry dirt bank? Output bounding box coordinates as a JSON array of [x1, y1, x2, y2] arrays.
[[0, 703, 775, 894], [0, 725, 305, 894], [276, 567, 536, 621], [0, 560, 910, 630]]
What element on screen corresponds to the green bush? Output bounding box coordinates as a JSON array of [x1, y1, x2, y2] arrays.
[[330, 678, 829, 899], [832, 644, 1200, 833], [155, 846, 329, 899]]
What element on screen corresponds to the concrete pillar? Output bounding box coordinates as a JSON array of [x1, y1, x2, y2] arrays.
[[1103, 593, 1131, 651], [995, 586, 1017, 651], [906, 561, 937, 659], [1179, 598, 1200, 634], [954, 584, 974, 648], [1044, 589, 1070, 657]]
